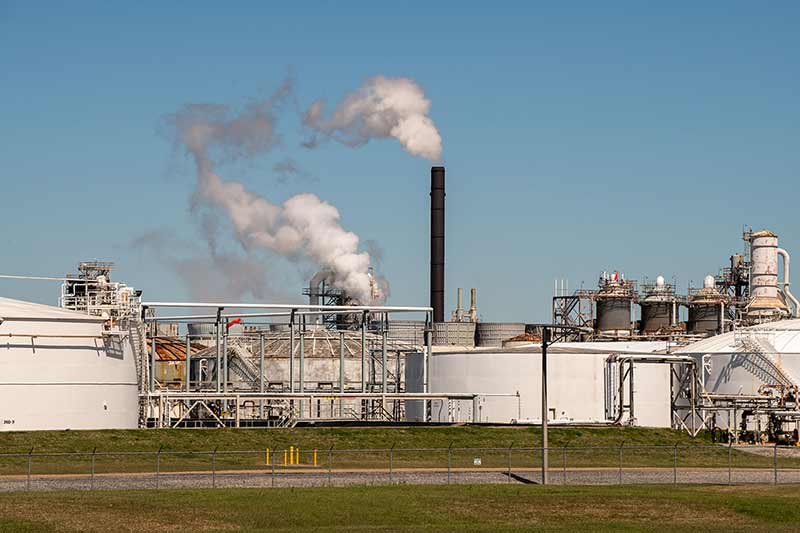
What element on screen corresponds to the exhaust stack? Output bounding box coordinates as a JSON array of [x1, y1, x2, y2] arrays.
[[430, 166, 445, 323]]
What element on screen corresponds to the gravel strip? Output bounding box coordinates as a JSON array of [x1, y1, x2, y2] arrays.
[[1, 467, 799, 492]]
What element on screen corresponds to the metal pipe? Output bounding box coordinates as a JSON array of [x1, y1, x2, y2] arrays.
[[425, 312, 432, 420], [289, 316, 295, 394], [259, 333, 264, 418], [146, 308, 429, 322], [143, 302, 432, 312], [361, 312, 367, 393], [778, 248, 800, 317], [628, 360, 634, 424], [150, 331, 156, 394], [339, 331, 345, 416], [215, 311, 221, 393], [185, 334, 191, 394], [541, 327, 550, 485], [299, 323, 305, 394], [222, 332, 228, 394], [381, 328, 388, 394]]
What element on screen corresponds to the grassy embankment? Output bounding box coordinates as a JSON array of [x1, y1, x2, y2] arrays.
[[0, 426, 784, 475]]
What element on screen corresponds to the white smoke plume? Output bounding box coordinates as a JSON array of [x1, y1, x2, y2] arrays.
[[163, 82, 384, 303], [303, 76, 442, 161]]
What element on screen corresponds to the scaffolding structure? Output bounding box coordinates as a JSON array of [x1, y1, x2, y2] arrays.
[[141, 301, 437, 428]]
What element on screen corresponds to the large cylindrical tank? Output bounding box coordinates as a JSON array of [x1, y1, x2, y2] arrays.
[[750, 230, 788, 314], [475, 322, 526, 347], [687, 304, 721, 334], [0, 297, 139, 430], [596, 298, 631, 333], [640, 301, 673, 332], [432, 322, 476, 346]]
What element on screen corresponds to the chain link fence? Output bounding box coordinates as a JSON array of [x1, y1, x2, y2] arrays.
[[0, 444, 797, 492]]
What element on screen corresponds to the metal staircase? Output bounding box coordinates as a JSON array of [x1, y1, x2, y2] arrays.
[[735, 332, 798, 388], [226, 343, 260, 387], [127, 320, 149, 425]]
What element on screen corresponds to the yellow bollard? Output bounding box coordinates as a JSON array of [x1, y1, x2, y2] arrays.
[[265, 448, 270, 466], [295, 447, 300, 465], [283, 449, 288, 466], [289, 446, 294, 465], [313, 449, 317, 467]]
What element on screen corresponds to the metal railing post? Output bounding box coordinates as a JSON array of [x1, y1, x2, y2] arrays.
[[156, 446, 162, 489], [91, 447, 96, 491], [447, 442, 452, 484], [389, 443, 395, 484], [507, 443, 513, 483], [328, 446, 334, 487], [728, 441, 732, 485], [26, 448, 32, 491], [212, 447, 217, 489], [673, 443, 678, 485], [774, 443, 778, 485]]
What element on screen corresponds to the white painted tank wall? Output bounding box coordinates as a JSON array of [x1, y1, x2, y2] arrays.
[[407, 342, 671, 428], [0, 298, 139, 430]]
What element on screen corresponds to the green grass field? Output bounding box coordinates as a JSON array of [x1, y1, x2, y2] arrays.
[[0, 484, 797, 532], [0, 426, 787, 475]]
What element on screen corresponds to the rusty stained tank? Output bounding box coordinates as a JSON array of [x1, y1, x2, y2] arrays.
[[687, 275, 724, 335], [594, 271, 635, 337], [639, 275, 678, 333]]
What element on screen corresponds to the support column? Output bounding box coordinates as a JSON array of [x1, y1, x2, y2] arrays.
[[339, 331, 345, 417], [185, 334, 191, 394], [259, 333, 265, 419], [541, 327, 550, 485], [361, 312, 367, 393]]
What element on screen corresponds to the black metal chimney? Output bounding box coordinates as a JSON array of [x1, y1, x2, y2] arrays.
[[430, 166, 445, 323]]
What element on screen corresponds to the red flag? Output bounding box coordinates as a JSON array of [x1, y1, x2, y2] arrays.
[[226, 317, 242, 329]]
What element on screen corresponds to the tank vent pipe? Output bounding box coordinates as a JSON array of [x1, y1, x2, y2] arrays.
[[778, 248, 800, 318]]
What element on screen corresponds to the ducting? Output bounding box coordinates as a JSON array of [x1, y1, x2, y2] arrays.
[[430, 166, 445, 323], [778, 248, 800, 318]]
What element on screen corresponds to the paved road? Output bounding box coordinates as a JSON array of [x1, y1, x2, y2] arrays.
[[0, 467, 797, 492]]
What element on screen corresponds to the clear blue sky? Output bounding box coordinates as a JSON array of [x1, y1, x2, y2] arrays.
[[1, 2, 798, 321]]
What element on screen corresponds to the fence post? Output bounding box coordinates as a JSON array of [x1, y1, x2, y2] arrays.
[[673, 443, 678, 485], [91, 447, 97, 491], [156, 446, 162, 489], [447, 442, 453, 485], [507, 443, 513, 483], [212, 447, 217, 489], [328, 446, 334, 487], [728, 441, 732, 485], [774, 443, 778, 485], [617, 442, 623, 485], [26, 448, 32, 492], [562, 444, 567, 486], [389, 443, 395, 484]]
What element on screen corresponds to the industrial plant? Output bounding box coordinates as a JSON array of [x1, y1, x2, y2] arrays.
[[1, 167, 799, 446]]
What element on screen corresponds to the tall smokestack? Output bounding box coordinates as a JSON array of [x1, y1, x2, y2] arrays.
[[430, 166, 445, 322]]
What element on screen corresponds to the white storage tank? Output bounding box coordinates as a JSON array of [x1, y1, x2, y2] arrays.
[[407, 341, 671, 427], [0, 297, 139, 430]]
